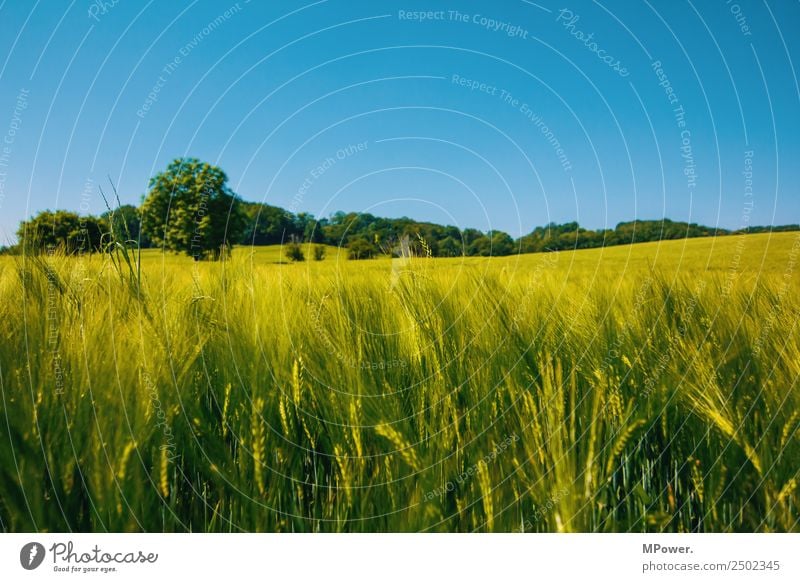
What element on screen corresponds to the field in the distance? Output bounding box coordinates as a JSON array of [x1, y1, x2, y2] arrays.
[[0, 232, 798, 532]]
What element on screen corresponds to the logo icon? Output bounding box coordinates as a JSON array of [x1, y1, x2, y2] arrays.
[[20, 542, 46, 570]]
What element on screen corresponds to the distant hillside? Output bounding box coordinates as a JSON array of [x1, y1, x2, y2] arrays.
[[236, 202, 798, 258], [4, 198, 798, 259]]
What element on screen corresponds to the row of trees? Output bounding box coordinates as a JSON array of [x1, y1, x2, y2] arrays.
[[6, 158, 797, 260]]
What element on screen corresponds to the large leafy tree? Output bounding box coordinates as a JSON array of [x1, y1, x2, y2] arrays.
[[141, 158, 246, 260], [16, 210, 104, 254]]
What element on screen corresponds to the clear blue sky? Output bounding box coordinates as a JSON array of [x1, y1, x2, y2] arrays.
[[0, 0, 798, 242]]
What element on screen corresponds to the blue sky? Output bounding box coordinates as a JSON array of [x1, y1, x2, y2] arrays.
[[0, 0, 798, 242]]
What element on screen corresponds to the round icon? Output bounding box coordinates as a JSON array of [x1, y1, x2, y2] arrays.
[[20, 542, 46, 570]]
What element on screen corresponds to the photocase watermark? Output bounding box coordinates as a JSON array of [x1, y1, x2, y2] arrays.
[[71, 177, 95, 289], [77, 178, 94, 224], [396, 9, 448, 22], [397, 9, 529, 39], [20, 542, 46, 570], [640, 280, 707, 399], [596, 274, 655, 380], [136, 2, 249, 119], [675, 107, 697, 191], [590, 273, 705, 400], [142, 369, 179, 463], [87, 0, 121, 22], [726, 0, 753, 37], [450, 73, 500, 97], [45, 541, 158, 574], [0, 88, 29, 210], [422, 434, 519, 501], [358, 358, 407, 371], [292, 141, 368, 213], [651, 60, 696, 192], [449, 10, 530, 39], [189, 173, 222, 264], [652, 60, 679, 107], [556, 9, 629, 77], [752, 231, 800, 355], [306, 295, 406, 372], [386, 233, 428, 290], [292, 138, 376, 372], [45, 245, 66, 396], [721, 149, 755, 298], [514, 486, 570, 532], [742, 150, 754, 201], [505, 91, 573, 172], [511, 251, 560, 332], [450, 75, 572, 172]]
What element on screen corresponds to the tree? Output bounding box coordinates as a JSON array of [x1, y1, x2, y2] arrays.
[[347, 237, 378, 260], [437, 236, 461, 257], [141, 158, 246, 260], [294, 212, 320, 242], [468, 235, 492, 256], [285, 236, 305, 262], [462, 228, 484, 248], [240, 202, 295, 245], [490, 231, 516, 256], [16, 210, 104, 254]]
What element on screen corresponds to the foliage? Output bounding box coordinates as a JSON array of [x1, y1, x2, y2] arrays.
[[437, 236, 461, 257], [14, 195, 799, 260], [312, 244, 326, 261], [285, 239, 305, 262], [240, 201, 296, 245], [347, 236, 379, 260], [140, 158, 246, 260], [15, 210, 104, 254]]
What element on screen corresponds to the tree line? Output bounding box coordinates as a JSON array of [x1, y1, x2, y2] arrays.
[[4, 157, 797, 259]]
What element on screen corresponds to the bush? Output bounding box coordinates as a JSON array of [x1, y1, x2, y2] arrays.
[[16, 210, 105, 255], [347, 238, 378, 260], [285, 241, 305, 262], [312, 245, 326, 261]]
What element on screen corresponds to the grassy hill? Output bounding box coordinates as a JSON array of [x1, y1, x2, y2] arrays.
[[119, 229, 795, 268]]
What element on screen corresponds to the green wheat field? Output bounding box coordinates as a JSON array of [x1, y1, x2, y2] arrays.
[[0, 231, 798, 532]]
